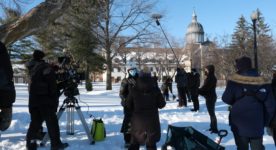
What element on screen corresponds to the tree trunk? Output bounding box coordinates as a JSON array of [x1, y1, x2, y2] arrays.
[[106, 50, 112, 90], [0, 0, 71, 46]]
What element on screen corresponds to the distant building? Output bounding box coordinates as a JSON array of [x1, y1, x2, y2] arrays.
[[98, 10, 219, 83], [100, 47, 189, 83], [185, 10, 216, 71]]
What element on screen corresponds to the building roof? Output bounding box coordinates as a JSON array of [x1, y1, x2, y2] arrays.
[[186, 10, 204, 34]]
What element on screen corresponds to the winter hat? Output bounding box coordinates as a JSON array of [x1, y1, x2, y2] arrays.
[[126, 61, 137, 71], [139, 66, 151, 77], [235, 56, 252, 72], [33, 50, 45, 60]]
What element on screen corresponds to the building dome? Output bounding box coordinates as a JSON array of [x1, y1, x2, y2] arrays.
[[186, 11, 204, 44]]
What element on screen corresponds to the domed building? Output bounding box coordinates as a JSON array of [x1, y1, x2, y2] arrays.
[[185, 10, 215, 72], [186, 11, 204, 44]]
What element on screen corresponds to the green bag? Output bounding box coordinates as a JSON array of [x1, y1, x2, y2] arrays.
[[91, 118, 106, 141]]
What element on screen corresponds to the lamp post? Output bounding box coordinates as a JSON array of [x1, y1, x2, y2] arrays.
[[251, 10, 259, 72]]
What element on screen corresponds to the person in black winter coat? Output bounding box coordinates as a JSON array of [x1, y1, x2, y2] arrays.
[[268, 65, 276, 147], [222, 56, 275, 150], [161, 77, 170, 101], [189, 68, 200, 112], [26, 50, 68, 150], [152, 72, 159, 88], [166, 76, 173, 95], [175, 67, 188, 107], [0, 41, 16, 132], [199, 65, 218, 133], [119, 63, 139, 148], [126, 68, 166, 150]]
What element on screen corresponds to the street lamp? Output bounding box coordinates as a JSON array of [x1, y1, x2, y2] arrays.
[[251, 10, 259, 72]]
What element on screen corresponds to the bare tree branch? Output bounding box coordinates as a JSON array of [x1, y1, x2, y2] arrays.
[[0, 0, 71, 45]]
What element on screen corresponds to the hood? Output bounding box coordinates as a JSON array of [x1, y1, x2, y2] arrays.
[[206, 65, 215, 75], [136, 76, 154, 92], [235, 56, 252, 73], [228, 73, 270, 85]]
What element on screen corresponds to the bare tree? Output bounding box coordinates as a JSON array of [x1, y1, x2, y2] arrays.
[[0, 0, 71, 45], [93, 0, 157, 90]]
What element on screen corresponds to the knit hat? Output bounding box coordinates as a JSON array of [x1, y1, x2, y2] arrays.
[[33, 50, 45, 60], [235, 56, 252, 72]]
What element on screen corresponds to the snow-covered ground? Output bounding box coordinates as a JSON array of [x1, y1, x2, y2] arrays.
[[0, 82, 275, 150]]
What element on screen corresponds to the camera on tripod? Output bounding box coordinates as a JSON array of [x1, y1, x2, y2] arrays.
[[55, 56, 85, 97]]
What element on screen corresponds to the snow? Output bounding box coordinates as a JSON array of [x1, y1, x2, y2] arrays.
[[0, 83, 275, 150]]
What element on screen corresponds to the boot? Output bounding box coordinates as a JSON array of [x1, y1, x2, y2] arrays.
[[51, 143, 69, 150], [26, 140, 37, 150], [190, 108, 199, 112], [210, 129, 219, 134]]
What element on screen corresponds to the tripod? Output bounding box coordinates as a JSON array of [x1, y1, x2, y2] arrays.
[[40, 95, 95, 146]]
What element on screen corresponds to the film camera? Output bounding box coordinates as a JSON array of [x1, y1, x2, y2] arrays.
[[55, 56, 85, 97]]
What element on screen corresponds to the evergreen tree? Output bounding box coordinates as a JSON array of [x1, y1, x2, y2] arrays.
[[230, 15, 251, 57], [228, 9, 275, 75]]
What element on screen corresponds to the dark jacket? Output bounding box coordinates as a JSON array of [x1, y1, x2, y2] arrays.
[[0, 42, 15, 108], [199, 65, 217, 98], [222, 70, 276, 137], [126, 76, 166, 144], [270, 75, 276, 127], [272, 75, 276, 97], [188, 72, 200, 89], [175, 68, 187, 88], [27, 60, 59, 109], [119, 75, 138, 133], [119, 75, 138, 107]]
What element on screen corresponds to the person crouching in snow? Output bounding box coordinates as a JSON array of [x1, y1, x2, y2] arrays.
[[222, 56, 275, 150], [126, 67, 166, 150]]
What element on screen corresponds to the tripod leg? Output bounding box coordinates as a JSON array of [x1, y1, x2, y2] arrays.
[[40, 105, 66, 147], [75, 106, 95, 144]]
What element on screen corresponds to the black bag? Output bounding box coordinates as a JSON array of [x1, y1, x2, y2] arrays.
[[162, 125, 225, 150]]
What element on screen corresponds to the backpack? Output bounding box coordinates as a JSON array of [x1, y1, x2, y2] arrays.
[[91, 118, 106, 141]]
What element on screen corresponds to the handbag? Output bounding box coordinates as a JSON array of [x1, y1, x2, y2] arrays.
[[91, 118, 106, 141]]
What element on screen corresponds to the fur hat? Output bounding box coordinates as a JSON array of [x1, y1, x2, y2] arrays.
[[235, 56, 252, 72], [33, 50, 45, 60]]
